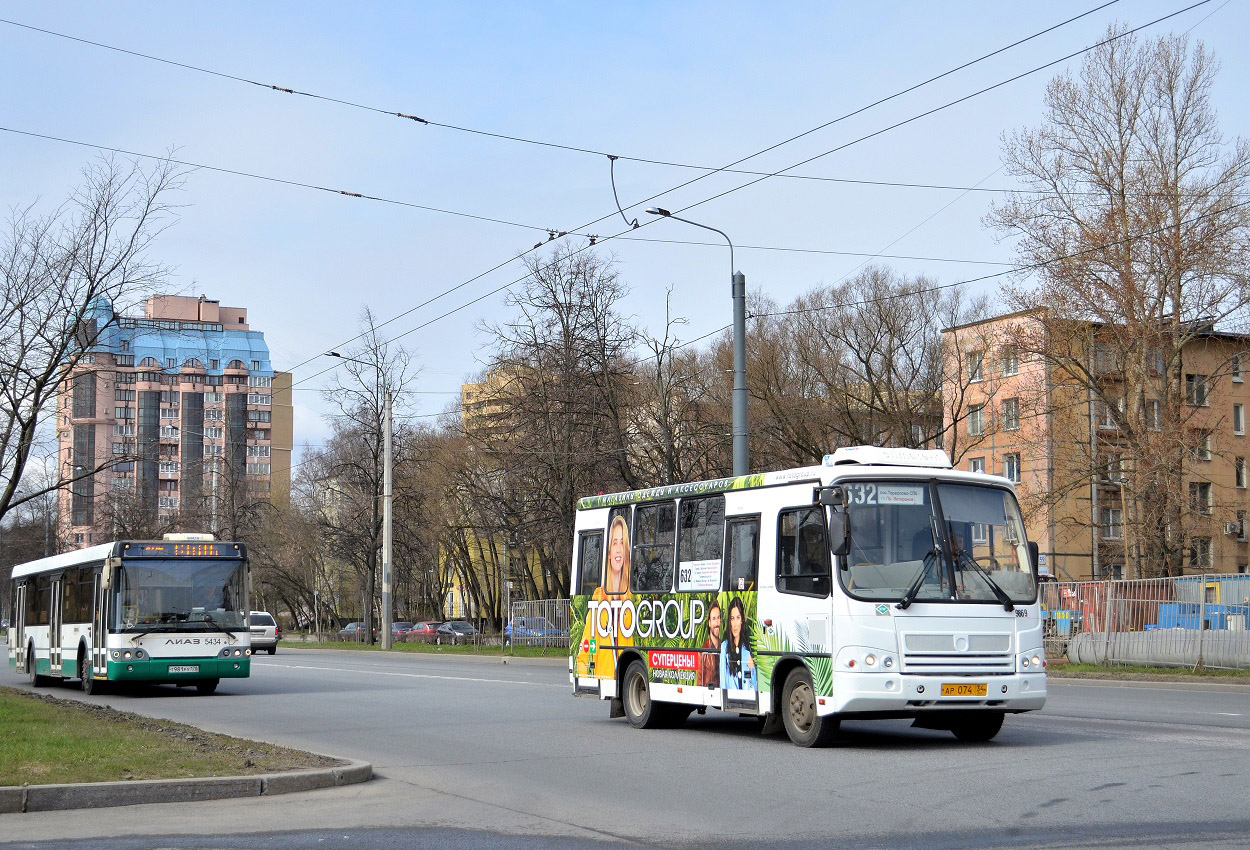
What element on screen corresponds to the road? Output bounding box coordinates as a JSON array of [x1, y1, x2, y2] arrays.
[[3, 648, 1250, 849]]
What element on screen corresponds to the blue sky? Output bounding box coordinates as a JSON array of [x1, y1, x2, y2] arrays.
[[2, 1, 1246, 461]]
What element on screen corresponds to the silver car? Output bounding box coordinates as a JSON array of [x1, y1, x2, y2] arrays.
[[249, 611, 280, 655]]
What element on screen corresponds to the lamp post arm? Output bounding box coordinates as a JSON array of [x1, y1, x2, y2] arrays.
[[664, 214, 734, 283]]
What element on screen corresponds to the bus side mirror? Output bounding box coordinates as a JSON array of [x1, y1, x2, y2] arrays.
[[828, 511, 850, 559], [1028, 542, 1040, 574], [102, 557, 120, 590]]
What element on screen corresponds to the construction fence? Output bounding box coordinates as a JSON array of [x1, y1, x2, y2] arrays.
[[1040, 573, 1250, 669]]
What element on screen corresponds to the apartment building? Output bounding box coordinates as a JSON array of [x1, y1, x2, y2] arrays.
[[943, 309, 1250, 581], [59, 294, 293, 545]]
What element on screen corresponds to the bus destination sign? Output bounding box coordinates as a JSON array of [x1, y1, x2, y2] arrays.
[[124, 542, 239, 558]]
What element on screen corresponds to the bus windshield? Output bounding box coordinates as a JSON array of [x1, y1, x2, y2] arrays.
[[113, 559, 247, 632], [839, 480, 1035, 604]]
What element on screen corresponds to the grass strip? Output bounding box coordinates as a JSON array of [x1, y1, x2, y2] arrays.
[[0, 687, 339, 786]]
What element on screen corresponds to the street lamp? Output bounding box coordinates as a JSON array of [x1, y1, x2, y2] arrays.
[[645, 207, 749, 476], [326, 350, 394, 649]]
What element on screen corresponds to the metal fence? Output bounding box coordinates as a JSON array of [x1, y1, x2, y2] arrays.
[[1041, 573, 1250, 669], [506, 598, 570, 651]]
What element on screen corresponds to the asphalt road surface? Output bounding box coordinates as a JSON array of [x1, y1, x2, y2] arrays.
[[4, 648, 1250, 850]]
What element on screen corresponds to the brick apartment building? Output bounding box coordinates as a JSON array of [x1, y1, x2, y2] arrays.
[[943, 309, 1250, 581], [58, 294, 293, 545]]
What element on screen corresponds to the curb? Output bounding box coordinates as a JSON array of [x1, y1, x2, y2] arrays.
[[0, 759, 372, 814]]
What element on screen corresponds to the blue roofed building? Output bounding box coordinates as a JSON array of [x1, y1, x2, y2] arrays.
[[58, 294, 293, 545]]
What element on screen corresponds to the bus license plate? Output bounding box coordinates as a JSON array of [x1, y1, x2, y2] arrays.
[[169, 665, 199, 674], [941, 683, 987, 697]]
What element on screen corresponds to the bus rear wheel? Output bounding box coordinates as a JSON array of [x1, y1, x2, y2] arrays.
[[196, 678, 220, 695], [950, 712, 1004, 742], [781, 667, 839, 748]]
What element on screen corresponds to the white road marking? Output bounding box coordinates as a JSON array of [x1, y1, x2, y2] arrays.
[[267, 661, 568, 687]]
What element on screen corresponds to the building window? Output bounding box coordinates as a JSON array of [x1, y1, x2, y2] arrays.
[[160, 425, 179, 439], [1236, 404, 1245, 436], [968, 405, 985, 436], [1147, 399, 1162, 431], [112, 424, 134, 437], [114, 354, 133, 367], [1238, 511, 1248, 543], [1000, 345, 1019, 377], [966, 351, 984, 383], [205, 409, 223, 421], [1149, 346, 1164, 374], [209, 358, 220, 370], [1093, 344, 1115, 373], [1189, 482, 1213, 515], [166, 358, 177, 369], [246, 445, 271, 457], [251, 360, 261, 371], [204, 444, 223, 457], [159, 407, 179, 419], [246, 462, 272, 475], [159, 461, 180, 474], [113, 388, 134, 402], [204, 426, 223, 440], [247, 393, 272, 406], [969, 457, 985, 474], [1003, 453, 1021, 483], [1192, 431, 1213, 462], [1101, 507, 1123, 540], [1097, 397, 1121, 430], [1190, 537, 1213, 570], [1186, 374, 1209, 406], [1238, 457, 1247, 489], [248, 375, 272, 387], [1234, 355, 1243, 383], [158, 496, 179, 509], [114, 407, 134, 419], [1001, 397, 1020, 431]]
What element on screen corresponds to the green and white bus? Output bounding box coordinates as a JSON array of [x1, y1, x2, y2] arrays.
[[7, 535, 252, 695], [570, 446, 1047, 747]]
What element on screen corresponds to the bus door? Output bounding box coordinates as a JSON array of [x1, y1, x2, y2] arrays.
[[48, 573, 64, 676], [13, 582, 26, 673], [91, 568, 108, 678], [722, 515, 761, 710]]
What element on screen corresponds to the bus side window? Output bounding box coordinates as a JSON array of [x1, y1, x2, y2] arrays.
[[633, 501, 677, 593], [777, 508, 831, 597], [725, 517, 760, 591], [577, 532, 604, 597], [677, 495, 725, 591]]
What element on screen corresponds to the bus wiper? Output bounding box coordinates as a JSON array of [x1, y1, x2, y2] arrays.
[[897, 550, 939, 610], [955, 550, 1014, 612], [198, 612, 240, 636]]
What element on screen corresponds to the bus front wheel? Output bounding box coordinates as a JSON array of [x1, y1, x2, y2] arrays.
[[950, 712, 1004, 742], [79, 648, 102, 696], [781, 667, 839, 748], [621, 660, 666, 729], [27, 646, 46, 688], [196, 678, 219, 695]]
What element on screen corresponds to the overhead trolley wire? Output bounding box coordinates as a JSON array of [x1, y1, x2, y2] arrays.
[[0, 4, 1121, 196], [285, 0, 1165, 376]]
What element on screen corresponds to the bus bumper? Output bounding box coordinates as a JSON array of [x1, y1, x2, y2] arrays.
[[106, 655, 252, 681], [826, 671, 1047, 715]]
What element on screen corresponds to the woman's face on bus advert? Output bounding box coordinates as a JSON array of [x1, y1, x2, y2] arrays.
[[730, 603, 743, 641], [608, 523, 627, 580]]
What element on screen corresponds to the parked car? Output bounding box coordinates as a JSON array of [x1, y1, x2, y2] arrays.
[[402, 621, 443, 643], [390, 621, 415, 640], [436, 620, 478, 644], [249, 611, 281, 655], [504, 616, 566, 646], [337, 621, 373, 641]]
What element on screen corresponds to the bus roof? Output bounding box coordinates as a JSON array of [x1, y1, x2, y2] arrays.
[[576, 447, 992, 511], [9, 539, 245, 580], [9, 543, 116, 580]]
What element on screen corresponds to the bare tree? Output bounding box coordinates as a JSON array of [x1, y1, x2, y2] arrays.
[[317, 309, 415, 641], [0, 155, 184, 522], [989, 28, 1250, 576]]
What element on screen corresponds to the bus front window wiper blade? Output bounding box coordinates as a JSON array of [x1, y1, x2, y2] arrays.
[[198, 613, 240, 636], [897, 550, 939, 610], [954, 550, 1014, 612]]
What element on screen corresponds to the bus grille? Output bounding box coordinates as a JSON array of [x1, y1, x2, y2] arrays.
[[901, 632, 1014, 674]]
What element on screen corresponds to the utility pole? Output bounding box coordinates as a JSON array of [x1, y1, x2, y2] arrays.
[[381, 387, 393, 649]]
